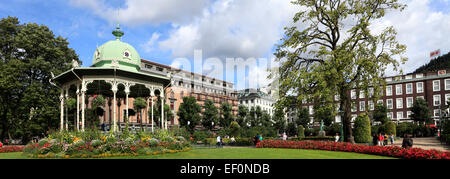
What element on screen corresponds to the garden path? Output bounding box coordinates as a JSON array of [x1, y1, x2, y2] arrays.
[[392, 137, 449, 152]]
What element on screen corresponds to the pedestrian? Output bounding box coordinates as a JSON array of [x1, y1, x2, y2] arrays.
[[402, 134, 413, 149], [216, 135, 222, 148], [253, 134, 260, 145], [283, 132, 287, 141], [258, 134, 263, 143], [372, 134, 378, 146], [383, 134, 388, 146], [230, 136, 236, 144], [389, 134, 395, 145], [335, 133, 340, 142], [378, 133, 384, 146]]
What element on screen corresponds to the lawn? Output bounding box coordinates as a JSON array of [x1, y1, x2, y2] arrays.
[[0, 147, 394, 159]]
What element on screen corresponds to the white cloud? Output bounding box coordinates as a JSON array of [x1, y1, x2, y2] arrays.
[[158, 0, 299, 59], [141, 32, 161, 53], [371, 0, 450, 75], [69, 0, 209, 26]]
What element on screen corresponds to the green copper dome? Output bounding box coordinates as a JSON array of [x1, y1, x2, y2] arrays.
[[92, 27, 141, 72]]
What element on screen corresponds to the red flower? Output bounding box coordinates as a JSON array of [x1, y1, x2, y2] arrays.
[[257, 140, 450, 159]]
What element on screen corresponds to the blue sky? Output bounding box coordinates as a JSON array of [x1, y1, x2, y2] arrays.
[[1, 0, 450, 89]]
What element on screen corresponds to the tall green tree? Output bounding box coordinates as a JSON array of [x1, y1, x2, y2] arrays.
[[248, 106, 256, 127], [313, 103, 334, 126], [219, 102, 234, 128], [237, 105, 248, 128], [151, 96, 173, 129], [177, 96, 201, 132], [296, 107, 310, 128], [0, 17, 79, 143], [410, 98, 433, 125], [201, 100, 219, 131], [133, 97, 147, 129], [373, 103, 389, 124], [272, 107, 286, 134], [271, 0, 407, 143]]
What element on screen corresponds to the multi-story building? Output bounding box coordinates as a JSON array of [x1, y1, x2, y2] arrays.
[[237, 88, 275, 116], [298, 69, 450, 125], [140, 59, 239, 127]]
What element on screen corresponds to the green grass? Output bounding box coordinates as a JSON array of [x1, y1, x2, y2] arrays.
[[0, 147, 394, 159]]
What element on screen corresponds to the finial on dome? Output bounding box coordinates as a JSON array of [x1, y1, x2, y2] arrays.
[[112, 26, 124, 40]]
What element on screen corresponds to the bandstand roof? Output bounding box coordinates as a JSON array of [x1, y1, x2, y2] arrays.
[[53, 67, 171, 87]]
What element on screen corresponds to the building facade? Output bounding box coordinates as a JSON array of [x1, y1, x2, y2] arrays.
[[140, 60, 239, 127], [298, 69, 450, 125], [237, 88, 275, 116]]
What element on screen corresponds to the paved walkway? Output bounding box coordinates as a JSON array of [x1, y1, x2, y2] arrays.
[[392, 137, 450, 152]]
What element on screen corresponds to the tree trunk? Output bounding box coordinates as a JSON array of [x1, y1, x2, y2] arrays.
[[340, 88, 355, 144]]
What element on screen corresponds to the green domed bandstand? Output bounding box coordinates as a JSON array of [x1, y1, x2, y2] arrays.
[[52, 26, 171, 132]]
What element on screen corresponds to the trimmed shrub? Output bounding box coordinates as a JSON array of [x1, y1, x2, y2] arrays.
[[382, 121, 396, 136], [353, 113, 371, 143]]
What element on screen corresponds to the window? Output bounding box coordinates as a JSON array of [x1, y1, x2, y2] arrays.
[[386, 86, 392, 96], [406, 97, 413, 108], [351, 90, 356, 99], [351, 115, 357, 122], [359, 90, 365, 99], [351, 103, 357, 112], [416, 82, 424, 93], [396, 84, 403, 95], [407, 111, 412, 119], [406, 83, 413, 94], [405, 75, 412, 80], [387, 112, 393, 119], [446, 79, 450, 90], [309, 106, 314, 115], [434, 109, 441, 118], [417, 96, 425, 100], [387, 99, 393, 109], [368, 88, 374, 98], [377, 100, 383, 105], [416, 73, 423, 78], [397, 112, 403, 120], [368, 101, 374, 111], [360, 101, 365, 111], [433, 80, 440, 91], [335, 94, 340, 101], [446, 94, 450, 104], [396, 98, 403, 109], [433, 95, 441, 106]]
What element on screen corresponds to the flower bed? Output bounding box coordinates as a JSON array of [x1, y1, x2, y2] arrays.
[[23, 131, 191, 158], [256, 140, 450, 159], [0, 145, 24, 153]]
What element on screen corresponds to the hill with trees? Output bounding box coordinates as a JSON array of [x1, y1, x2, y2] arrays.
[[414, 51, 450, 73]]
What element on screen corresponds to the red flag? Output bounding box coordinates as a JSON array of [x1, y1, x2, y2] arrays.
[[430, 49, 440, 58]]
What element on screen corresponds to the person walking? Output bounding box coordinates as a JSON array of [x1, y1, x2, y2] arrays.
[[389, 134, 395, 145], [216, 135, 222, 148], [258, 134, 263, 143], [253, 134, 260, 145], [378, 133, 384, 146], [335, 133, 340, 142], [372, 134, 378, 146], [283, 132, 287, 141], [230, 136, 236, 144]]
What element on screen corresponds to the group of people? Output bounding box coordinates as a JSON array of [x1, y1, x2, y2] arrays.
[[253, 134, 263, 145], [216, 135, 236, 148], [372, 133, 395, 146]]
